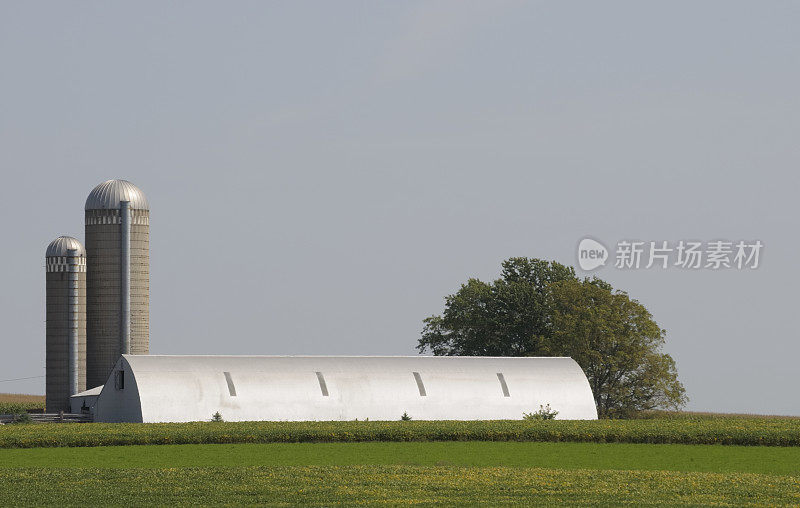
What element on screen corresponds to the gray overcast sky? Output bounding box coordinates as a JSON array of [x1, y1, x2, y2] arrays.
[[1, 1, 798, 414]]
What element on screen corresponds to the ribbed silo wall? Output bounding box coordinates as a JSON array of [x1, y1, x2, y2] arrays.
[[45, 258, 86, 412], [85, 209, 149, 389], [130, 211, 150, 356]]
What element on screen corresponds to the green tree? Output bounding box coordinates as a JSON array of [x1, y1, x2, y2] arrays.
[[544, 278, 686, 417], [417, 257, 686, 418], [417, 258, 577, 356]]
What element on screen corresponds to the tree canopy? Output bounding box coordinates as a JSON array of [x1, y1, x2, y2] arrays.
[[417, 257, 686, 418]]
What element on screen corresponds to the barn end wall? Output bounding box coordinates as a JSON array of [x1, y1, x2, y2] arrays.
[[93, 357, 144, 422]]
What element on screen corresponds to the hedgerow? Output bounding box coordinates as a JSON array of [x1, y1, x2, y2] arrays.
[[1, 417, 800, 448]]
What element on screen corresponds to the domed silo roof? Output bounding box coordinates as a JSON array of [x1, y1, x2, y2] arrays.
[[46, 236, 86, 257], [85, 179, 149, 211]]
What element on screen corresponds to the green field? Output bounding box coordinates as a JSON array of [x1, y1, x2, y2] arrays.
[[2, 441, 800, 476], [2, 415, 800, 506], [1, 466, 798, 506]]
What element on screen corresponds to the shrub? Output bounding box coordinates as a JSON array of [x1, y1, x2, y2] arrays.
[[523, 404, 559, 421], [400, 412, 412, 421], [11, 413, 33, 425], [211, 412, 223, 422]]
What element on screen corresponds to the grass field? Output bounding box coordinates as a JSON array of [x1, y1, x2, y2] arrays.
[[2, 413, 800, 505], [0, 465, 798, 506], [2, 441, 800, 476]]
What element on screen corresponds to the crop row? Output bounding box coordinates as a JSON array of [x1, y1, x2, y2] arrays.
[[2, 417, 800, 448], [0, 400, 44, 416], [1, 465, 799, 506]]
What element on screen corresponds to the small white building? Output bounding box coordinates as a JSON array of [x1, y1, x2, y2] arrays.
[[69, 385, 102, 414], [93, 355, 598, 423]]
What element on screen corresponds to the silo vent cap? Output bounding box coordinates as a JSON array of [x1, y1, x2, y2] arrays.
[[85, 179, 149, 211]]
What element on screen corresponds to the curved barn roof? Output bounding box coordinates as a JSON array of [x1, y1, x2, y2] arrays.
[[94, 355, 598, 422], [85, 179, 149, 211]]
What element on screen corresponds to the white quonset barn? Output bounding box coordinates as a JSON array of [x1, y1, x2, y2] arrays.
[[91, 355, 597, 423]]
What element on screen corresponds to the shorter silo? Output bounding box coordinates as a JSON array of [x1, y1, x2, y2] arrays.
[[45, 236, 87, 412]]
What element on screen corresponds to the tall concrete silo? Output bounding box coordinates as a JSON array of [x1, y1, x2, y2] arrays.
[[85, 179, 150, 389], [45, 236, 87, 412]]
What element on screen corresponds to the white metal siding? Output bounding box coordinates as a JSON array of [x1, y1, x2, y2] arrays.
[[94, 355, 598, 422]]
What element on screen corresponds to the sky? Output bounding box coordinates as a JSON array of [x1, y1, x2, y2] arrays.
[[1, 1, 798, 415]]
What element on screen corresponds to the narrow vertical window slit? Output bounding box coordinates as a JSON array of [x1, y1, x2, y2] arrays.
[[316, 371, 329, 396], [413, 371, 427, 396], [497, 373, 510, 397], [224, 371, 237, 396]]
